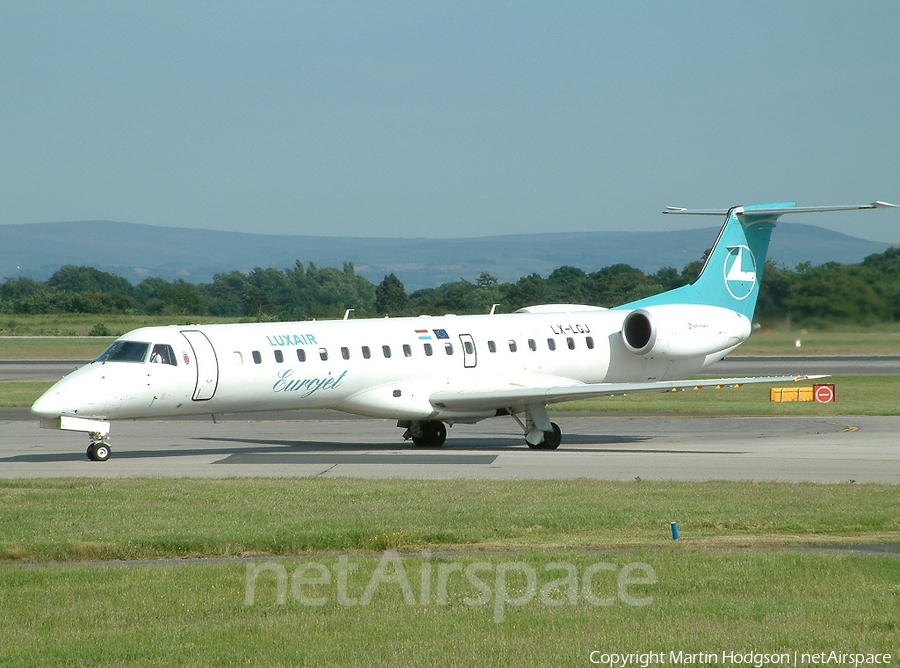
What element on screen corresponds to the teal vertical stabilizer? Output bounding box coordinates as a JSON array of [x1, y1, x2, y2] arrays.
[[615, 203, 792, 320]]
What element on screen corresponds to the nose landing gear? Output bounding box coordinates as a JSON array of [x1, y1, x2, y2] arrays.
[[39, 416, 113, 462]]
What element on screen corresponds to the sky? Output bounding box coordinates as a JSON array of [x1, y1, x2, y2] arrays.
[[2, 2, 899, 242]]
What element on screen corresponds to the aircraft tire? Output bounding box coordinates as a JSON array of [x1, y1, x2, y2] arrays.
[[544, 422, 562, 449], [412, 420, 447, 447], [527, 423, 562, 450], [87, 442, 111, 462]]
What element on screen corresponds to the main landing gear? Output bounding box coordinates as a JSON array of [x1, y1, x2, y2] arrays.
[[514, 403, 562, 450], [86, 433, 111, 462], [526, 421, 562, 450], [399, 405, 563, 450], [399, 420, 448, 447]]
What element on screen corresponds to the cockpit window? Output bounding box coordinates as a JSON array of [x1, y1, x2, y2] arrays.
[[95, 340, 150, 363], [150, 344, 177, 366]]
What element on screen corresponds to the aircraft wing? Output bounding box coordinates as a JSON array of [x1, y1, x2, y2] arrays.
[[429, 375, 825, 413]]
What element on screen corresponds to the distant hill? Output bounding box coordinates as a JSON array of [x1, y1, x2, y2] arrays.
[[0, 220, 890, 290]]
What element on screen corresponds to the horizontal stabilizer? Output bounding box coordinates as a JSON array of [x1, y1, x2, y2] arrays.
[[664, 201, 897, 216]]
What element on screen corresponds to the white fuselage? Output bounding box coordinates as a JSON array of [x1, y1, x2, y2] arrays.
[[32, 305, 750, 424]]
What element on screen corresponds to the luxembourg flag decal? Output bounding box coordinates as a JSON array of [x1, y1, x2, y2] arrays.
[[415, 329, 432, 340]]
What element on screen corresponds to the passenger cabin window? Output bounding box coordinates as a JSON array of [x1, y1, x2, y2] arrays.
[[341, 347, 350, 360], [586, 336, 595, 349], [403, 344, 412, 357], [149, 344, 177, 366], [274, 350, 284, 363], [527, 339, 536, 352], [382, 345, 392, 358], [252, 351, 262, 364], [444, 343, 454, 355], [488, 340, 497, 353], [297, 349, 306, 362], [96, 340, 150, 364], [567, 337, 575, 350], [547, 338, 556, 351], [508, 340, 517, 353], [423, 343, 433, 356], [463, 340, 474, 355], [319, 348, 328, 361], [362, 346, 371, 359]]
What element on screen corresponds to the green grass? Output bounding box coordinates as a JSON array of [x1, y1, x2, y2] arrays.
[[1, 550, 897, 666], [0, 313, 242, 338], [2, 479, 897, 563], [738, 322, 900, 355], [1, 479, 898, 665], [0, 336, 113, 360], [0, 381, 54, 407]]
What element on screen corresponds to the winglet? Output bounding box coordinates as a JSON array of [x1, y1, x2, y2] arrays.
[[872, 201, 898, 209]]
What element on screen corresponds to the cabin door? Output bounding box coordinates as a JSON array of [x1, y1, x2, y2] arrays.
[[180, 330, 220, 401], [459, 334, 477, 369]]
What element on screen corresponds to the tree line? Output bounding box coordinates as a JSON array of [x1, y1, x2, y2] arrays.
[[2, 247, 900, 325]]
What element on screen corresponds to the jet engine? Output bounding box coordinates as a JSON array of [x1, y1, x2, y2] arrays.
[[621, 304, 751, 360]]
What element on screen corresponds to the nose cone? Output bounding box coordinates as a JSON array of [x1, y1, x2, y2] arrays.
[[31, 369, 108, 418], [30, 386, 62, 417]]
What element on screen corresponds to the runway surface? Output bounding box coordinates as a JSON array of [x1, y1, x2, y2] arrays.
[[708, 355, 900, 376], [1, 408, 897, 482], [0, 360, 87, 381], [4, 355, 900, 382]]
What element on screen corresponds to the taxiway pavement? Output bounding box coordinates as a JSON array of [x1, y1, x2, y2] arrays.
[[1, 409, 896, 483]]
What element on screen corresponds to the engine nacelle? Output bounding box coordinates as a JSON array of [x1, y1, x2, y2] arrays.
[[621, 304, 751, 360]]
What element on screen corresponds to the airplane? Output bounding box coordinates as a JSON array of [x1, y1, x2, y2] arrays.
[[31, 200, 897, 461]]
